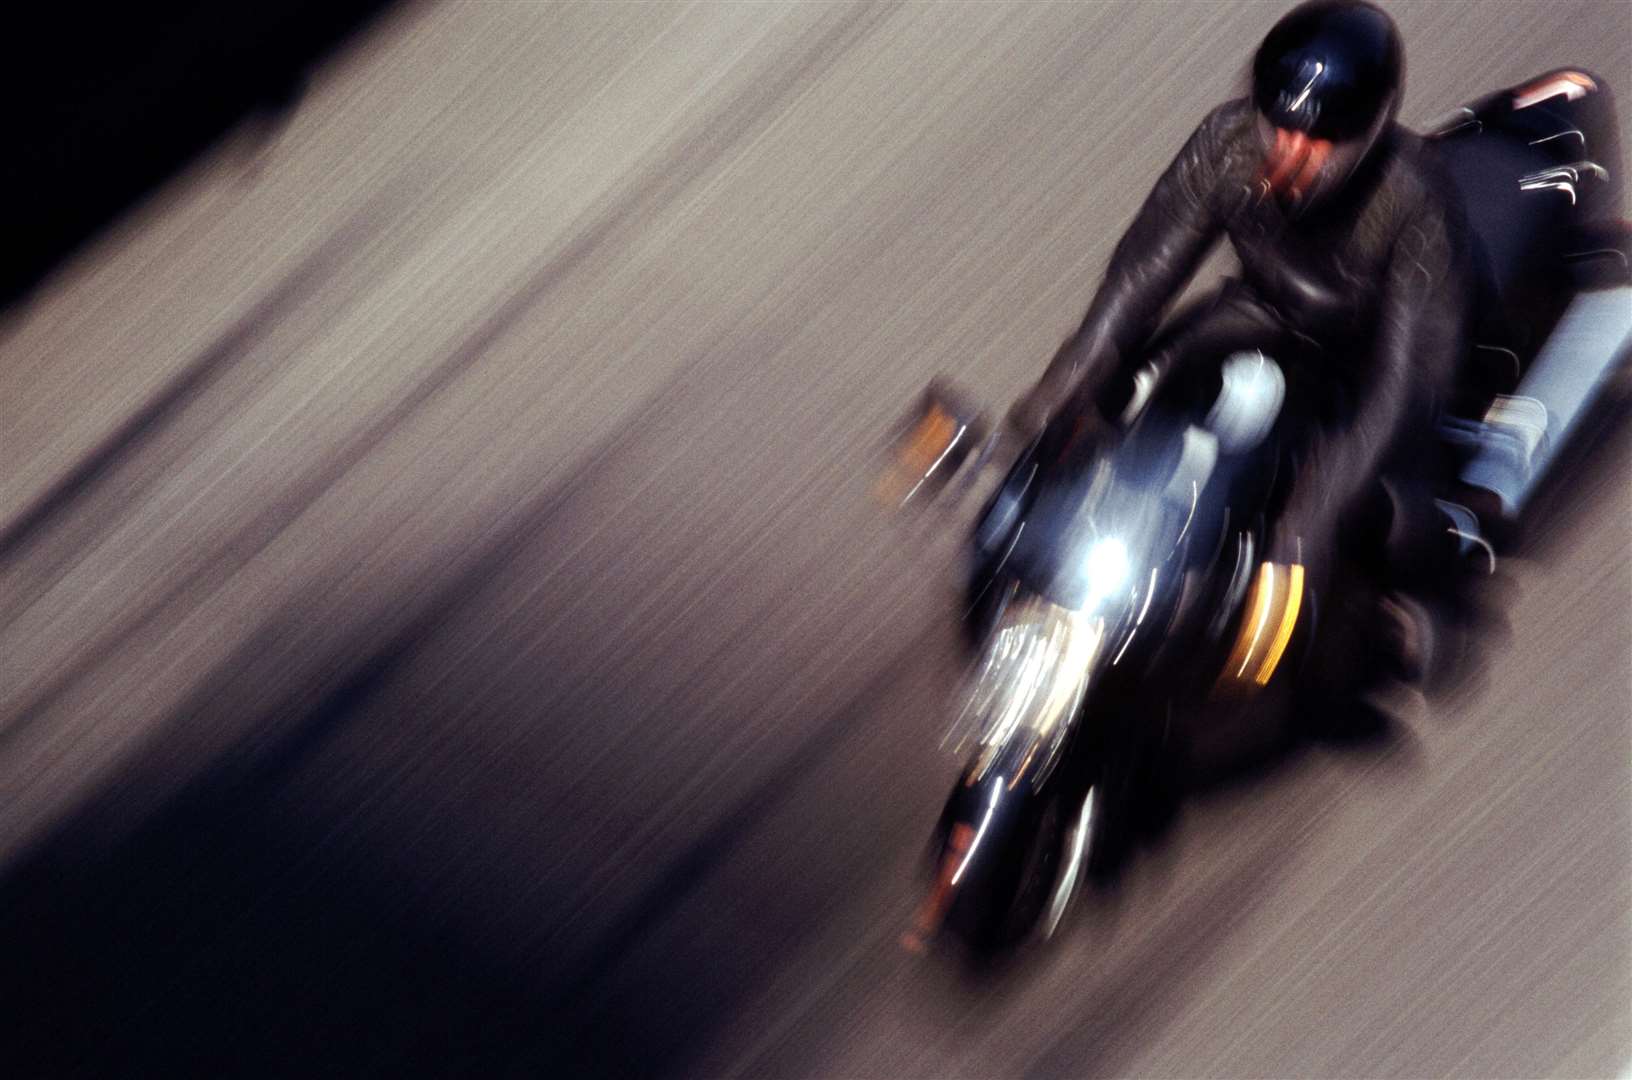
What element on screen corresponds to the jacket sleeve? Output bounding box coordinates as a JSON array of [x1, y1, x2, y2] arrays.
[[1036, 102, 1235, 405], [1274, 193, 1470, 563]]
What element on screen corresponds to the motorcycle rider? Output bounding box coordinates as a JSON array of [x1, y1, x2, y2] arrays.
[[1010, 0, 1471, 691]]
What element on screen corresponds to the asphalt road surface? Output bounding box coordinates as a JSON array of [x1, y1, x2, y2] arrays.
[[4, 2, 1629, 1076]]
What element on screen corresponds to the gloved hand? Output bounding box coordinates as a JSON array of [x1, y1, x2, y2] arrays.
[[1005, 379, 1061, 443], [1007, 368, 1113, 446]]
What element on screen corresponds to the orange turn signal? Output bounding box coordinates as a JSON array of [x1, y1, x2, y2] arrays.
[[1215, 561, 1304, 693]]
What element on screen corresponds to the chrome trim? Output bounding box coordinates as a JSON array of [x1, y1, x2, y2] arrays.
[[1529, 128, 1585, 148], [1042, 787, 1096, 940], [1564, 248, 1630, 269], [950, 777, 1005, 887], [1475, 344, 1521, 384], [1518, 160, 1610, 207], [947, 595, 1106, 792]]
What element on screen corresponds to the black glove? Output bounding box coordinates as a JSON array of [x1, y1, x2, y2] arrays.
[[1005, 381, 1058, 442]]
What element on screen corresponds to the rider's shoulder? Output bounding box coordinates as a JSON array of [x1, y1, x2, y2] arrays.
[[1378, 127, 1460, 216]]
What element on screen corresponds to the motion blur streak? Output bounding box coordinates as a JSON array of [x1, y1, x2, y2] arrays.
[[1, 1, 1628, 1076]]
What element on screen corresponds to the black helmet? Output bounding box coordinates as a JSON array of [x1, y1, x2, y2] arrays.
[[1253, 0, 1403, 144]]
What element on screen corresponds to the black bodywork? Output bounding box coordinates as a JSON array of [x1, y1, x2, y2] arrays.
[[940, 389, 1295, 950]]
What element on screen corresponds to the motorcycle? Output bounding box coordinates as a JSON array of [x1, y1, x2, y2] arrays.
[[886, 68, 1630, 955]]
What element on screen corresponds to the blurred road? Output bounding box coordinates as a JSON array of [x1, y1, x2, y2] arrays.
[[3, 2, 1628, 1075]]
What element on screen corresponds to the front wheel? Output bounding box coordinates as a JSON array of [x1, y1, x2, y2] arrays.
[[913, 757, 1113, 955], [941, 772, 1065, 953], [1039, 782, 1102, 941]]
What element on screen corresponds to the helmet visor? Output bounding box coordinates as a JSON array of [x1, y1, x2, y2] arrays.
[[1253, 53, 1390, 140]]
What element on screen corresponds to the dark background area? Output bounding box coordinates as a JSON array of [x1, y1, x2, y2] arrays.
[[3, 3, 393, 310]]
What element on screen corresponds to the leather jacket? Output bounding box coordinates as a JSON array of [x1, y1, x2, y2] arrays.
[[1039, 98, 1471, 560]]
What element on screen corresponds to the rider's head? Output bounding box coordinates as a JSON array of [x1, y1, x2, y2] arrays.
[[1251, 0, 1403, 212]]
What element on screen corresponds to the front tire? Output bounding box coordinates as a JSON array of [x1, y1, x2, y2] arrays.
[[936, 771, 1066, 953]]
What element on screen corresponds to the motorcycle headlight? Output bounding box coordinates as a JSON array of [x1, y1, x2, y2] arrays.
[[1081, 538, 1131, 603], [950, 596, 1105, 791]]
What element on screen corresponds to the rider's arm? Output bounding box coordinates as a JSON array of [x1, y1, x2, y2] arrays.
[[1026, 102, 1237, 420], [1274, 190, 1470, 564]]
